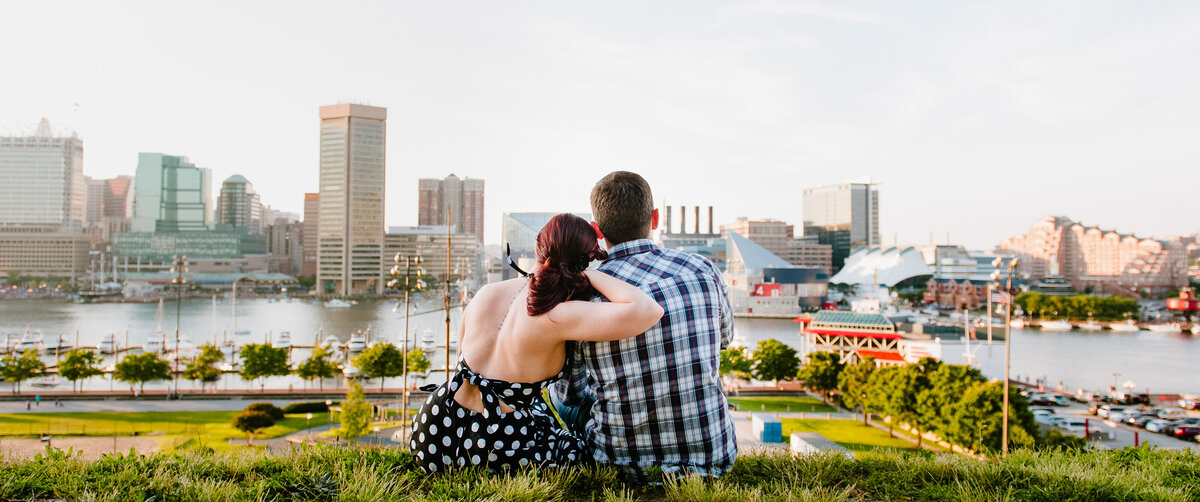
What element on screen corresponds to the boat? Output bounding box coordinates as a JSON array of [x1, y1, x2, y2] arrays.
[[1107, 321, 1140, 332], [421, 329, 437, 353], [347, 332, 367, 353], [1147, 323, 1183, 333], [1038, 320, 1073, 331], [1190, 324, 1200, 335], [1009, 319, 1026, 329], [167, 335, 198, 358], [272, 331, 292, 349], [28, 376, 61, 388], [342, 366, 362, 378], [47, 333, 74, 352], [15, 331, 45, 353], [220, 340, 237, 357], [98, 334, 117, 354], [144, 332, 167, 353], [324, 299, 352, 309], [322, 335, 341, 348], [1078, 321, 1103, 331]]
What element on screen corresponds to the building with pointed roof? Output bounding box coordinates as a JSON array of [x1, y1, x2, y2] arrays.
[[725, 231, 827, 315]]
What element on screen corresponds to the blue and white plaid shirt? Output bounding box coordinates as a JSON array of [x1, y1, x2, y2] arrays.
[[553, 239, 737, 480]]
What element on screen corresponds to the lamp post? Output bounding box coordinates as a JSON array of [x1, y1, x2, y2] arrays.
[[373, 425, 381, 445], [991, 256, 1019, 457], [326, 399, 333, 432], [306, 412, 313, 442], [170, 255, 187, 398], [387, 253, 424, 447]]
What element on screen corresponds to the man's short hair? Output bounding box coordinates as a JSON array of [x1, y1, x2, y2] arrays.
[[590, 171, 654, 246]]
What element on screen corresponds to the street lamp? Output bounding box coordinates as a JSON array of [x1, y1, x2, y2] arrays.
[[326, 399, 333, 432], [373, 425, 381, 445], [991, 256, 1019, 457], [306, 413, 313, 442], [387, 253, 424, 447], [170, 255, 187, 398]]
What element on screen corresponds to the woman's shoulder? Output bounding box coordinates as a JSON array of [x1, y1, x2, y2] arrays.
[[471, 279, 526, 305]]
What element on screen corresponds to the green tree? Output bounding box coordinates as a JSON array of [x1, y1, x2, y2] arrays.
[[945, 381, 1038, 455], [838, 356, 876, 425], [353, 342, 405, 391], [924, 364, 987, 439], [296, 344, 339, 391], [239, 343, 290, 392], [719, 346, 753, 380], [796, 351, 845, 403], [893, 357, 942, 448], [57, 349, 103, 392], [297, 275, 316, 289], [866, 365, 903, 438], [231, 410, 275, 446], [245, 402, 285, 420], [114, 352, 170, 396], [183, 344, 224, 392], [405, 348, 431, 375], [1, 350, 46, 394], [338, 380, 371, 441], [750, 338, 799, 385]]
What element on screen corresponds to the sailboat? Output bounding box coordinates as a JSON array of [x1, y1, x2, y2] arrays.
[[232, 282, 250, 337]]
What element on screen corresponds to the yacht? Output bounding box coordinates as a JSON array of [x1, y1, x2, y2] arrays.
[[1038, 320, 1073, 331], [324, 299, 352, 309], [1009, 319, 1026, 329], [98, 334, 117, 354], [15, 331, 45, 353], [1147, 323, 1183, 333], [342, 366, 362, 378], [271, 331, 292, 349], [347, 332, 367, 353], [1191, 324, 1200, 335], [1078, 321, 1103, 331], [322, 335, 341, 348], [421, 329, 437, 353], [28, 376, 61, 388], [1108, 321, 1140, 332]]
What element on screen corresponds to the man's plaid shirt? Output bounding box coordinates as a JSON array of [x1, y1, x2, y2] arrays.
[[553, 239, 737, 479]]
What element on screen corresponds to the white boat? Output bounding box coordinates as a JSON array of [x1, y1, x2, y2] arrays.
[[234, 329, 252, 337], [1190, 324, 1200, 335], [98, 334, 117, 354], [144, 332, 167, 353], [15, 331, 45, 353], [1039, 320, 1073, 331], [322, 335, 341, 348], [1147, 323, 1183, 333], [420, 329, 437, 353], [1009, 319, 1026, 329], [342, 366, 362, 378], [28, 376, 61, 388], [220, 341, 237, 357], [1107, 321, 1140, 332], [272, 331, 292, 349], [324, 299, 352, 309], [1078, 321, 1103, 331], [347, 332, 367, 353]]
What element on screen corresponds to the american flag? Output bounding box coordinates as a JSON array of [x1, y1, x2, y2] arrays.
[[991, 290, 1012, 305]]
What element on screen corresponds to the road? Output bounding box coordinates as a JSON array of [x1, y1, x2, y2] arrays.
[[1037, 401, 1200, 451]]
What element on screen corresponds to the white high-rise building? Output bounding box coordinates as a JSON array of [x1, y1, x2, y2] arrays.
[[0, 119, 84, 227], [317, 103, 387, 296], [802, 182, 880, 273]]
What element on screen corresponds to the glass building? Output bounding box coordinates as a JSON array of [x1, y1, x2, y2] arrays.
[[802, 182, 879, 273], [131, 153, 212, 233]]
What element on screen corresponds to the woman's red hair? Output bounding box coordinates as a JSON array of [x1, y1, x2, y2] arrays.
[[527, 213, 608, 316]]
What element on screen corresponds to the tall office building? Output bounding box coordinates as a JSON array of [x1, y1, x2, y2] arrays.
[[802, 182, 879, 273], [0, 119, 89, 279], [317, 103, 387, 296], [130, 153, 212, 233], [418, 174, 484, 241], [83, 175, 134, 250], [301, 193, 319, 276], [216, 175, 265, 233]]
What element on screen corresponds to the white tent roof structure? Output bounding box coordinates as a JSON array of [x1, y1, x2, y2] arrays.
[[829, 247, 933, 287]]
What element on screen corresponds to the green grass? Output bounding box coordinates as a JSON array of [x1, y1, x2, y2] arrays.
[[728, 396, 836, 413], [0, 411, 328, 444], [780, 418, 916, 453], [3, 444, 1198, 501]]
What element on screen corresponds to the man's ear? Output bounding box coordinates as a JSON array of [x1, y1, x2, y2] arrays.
[[650, 208, 660, 231], [591, 221, 605, 241]]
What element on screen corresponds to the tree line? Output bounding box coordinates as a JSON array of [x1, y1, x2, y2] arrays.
[[0, 340, 431, 395], [1014, 292, 1138, 321]]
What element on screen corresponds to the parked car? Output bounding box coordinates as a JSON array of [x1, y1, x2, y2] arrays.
[[1088, 402, 1102, 414], [1030, 394, 1070, 406], [1146, 419, 1175, 433], [1156, 409, 1187, 420], [1108, 411, 1131, 423], [1097, 405, 1129, 419], [1130, 415, 1158, 428], [1057, 419, 1089, 432], [1179, 399, 1199, 410], [1174, 425, 1200, 440]]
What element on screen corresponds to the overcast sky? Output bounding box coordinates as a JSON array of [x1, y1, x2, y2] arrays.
[[3, 1, 1197, 248]]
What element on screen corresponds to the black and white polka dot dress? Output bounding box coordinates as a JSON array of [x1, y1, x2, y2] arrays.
[[410, 358, 586, 473]]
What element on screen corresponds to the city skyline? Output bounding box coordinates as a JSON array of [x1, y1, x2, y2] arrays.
[[4, 2, 1199, 249]]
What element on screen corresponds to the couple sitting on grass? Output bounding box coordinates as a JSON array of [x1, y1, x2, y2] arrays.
[[410, 171, 737, 482]]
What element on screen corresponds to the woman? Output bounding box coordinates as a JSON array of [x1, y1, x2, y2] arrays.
[[410, 213, 663, 473]]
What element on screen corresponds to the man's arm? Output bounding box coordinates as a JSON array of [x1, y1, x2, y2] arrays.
[[706, 258, 735, 349], [552, 341, 593, 407]]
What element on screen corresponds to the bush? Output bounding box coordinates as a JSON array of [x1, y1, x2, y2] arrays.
[[282, 401, 332, 414], [245, 402, 285, 420], [231, 410, 276, 446]]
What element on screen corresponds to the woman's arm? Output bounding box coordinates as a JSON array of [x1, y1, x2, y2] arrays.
[[545, 269, 664, 342]]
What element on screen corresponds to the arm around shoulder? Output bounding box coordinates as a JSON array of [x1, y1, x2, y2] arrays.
[[546, 270, 664, 342]]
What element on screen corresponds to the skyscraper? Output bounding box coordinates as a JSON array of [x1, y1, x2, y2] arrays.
[[301, 192, 319, 276], [130, 153, 212, 233], [216, 175, 264, 233], [317, 103, 387, 296], [418, 174, 484, 241], [802, 182, 879, 273], [83, 175, 134, 250]]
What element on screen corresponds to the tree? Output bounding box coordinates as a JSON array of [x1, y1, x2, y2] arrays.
[[838, 356, 876, 425], [893, 357, 942, 448], [719, 346, 753, 380], [183, 344, 224, 392], [945, 381, 1038, 455], [297, 275, 316, 289], [231, 410, 275, 446], [405, 348, 430, 375], [239, 343, 290, 392], [353, 342, 405, 391], [796, 351, 844, 403], [338, 380, 371, 441], [2, 350, 46, 394], [57, 349, 103, 393], [924, 364, 987, 439], [750, 338, 799, 385], [866, 366, 903, 437], [296, 344, 339, 391], [114, 352, 170, 396], [245, 402, 284, 420]]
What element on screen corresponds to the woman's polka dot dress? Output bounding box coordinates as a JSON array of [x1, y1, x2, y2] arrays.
[[410, 359, 586, 473]]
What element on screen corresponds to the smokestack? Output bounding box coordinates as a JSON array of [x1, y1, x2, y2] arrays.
[[694, 206, 700, 234], [664, 206, 672, 234], [708, 206, 714, 234], [679, 206, 686, 235]]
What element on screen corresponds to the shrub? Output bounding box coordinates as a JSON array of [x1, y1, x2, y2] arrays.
[[231, 410, 276, 446], [245, 402, 285, 420], [282, 401, 332, 414]]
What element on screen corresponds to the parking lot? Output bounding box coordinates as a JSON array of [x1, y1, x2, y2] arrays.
[[1033, 398, 1200, 451]]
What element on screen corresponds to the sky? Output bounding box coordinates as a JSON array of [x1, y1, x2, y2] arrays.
[[3, 1, 1198, 249]]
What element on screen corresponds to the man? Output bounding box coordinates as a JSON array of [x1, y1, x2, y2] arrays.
[[553, 171, 736, 481]]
